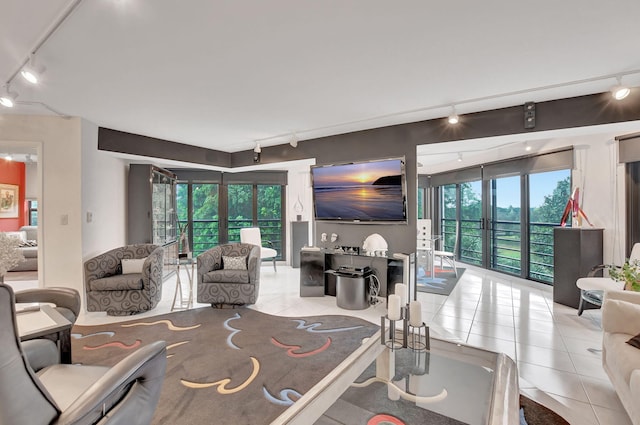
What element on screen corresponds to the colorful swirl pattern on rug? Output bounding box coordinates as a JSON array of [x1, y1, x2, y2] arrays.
[[71, 307, 379, 425]]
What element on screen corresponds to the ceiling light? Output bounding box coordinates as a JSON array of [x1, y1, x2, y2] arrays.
[[457, 153, 463, 162], [611, 77, 630, 100], [20, 54, 46, 85], [290, 133, 298, 148], [253, 143, 261, 163], [448, 106, 459, 125], [4, 154, 12, 161], [0, 85, 18, 108], [525, 142, 532, 152]]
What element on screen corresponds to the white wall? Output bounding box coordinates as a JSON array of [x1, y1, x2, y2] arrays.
[[25, 162, 37, 199], [81, 119, 128, 260], [0, 115, 83, 294], [285, 159, 315, 263]]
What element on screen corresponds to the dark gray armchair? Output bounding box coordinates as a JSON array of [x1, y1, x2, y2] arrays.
[[0, 283, 167, 425], [84, 244, 164, 316], [197, 243, 261, 307], [15, 286, 81, 324]]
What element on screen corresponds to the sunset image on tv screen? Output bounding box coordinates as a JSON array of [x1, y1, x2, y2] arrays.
[[312, 158, 405, 221]]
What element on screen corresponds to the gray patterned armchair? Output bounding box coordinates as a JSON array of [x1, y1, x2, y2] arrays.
[[84, 244, 164, 316], [197, 243, 261, 307]]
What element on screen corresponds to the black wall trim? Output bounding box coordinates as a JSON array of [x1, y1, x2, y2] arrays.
[[98, 128, 231, 167]]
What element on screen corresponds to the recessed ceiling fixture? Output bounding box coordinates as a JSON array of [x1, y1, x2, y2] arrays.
[[611, 76, 631, 100], [448, 106, 459, 125], [0, 85, 18, 108], [20, 55, 45, 85], [524, 142, 532, 151], [457, 153, 463, 162]]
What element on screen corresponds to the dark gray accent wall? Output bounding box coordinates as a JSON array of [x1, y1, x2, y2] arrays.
[[99, 128, 231, 167], [99, 91, 640, 255]]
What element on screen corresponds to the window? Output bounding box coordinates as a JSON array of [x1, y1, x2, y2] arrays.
[[174, 171, 286, 259], [529, 171, 570, 282], [429, 149, 573, 284], [28, 200, 38, 226]]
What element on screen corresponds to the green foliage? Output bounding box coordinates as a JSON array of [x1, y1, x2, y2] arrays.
[[530, 176, 570, 223], [176, 182, 284, 257], [609, 259, 640, 292], [440, 173, 570, 283]]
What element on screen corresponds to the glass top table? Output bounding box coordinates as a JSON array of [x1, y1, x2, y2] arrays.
[[272, 330, 519, 425]]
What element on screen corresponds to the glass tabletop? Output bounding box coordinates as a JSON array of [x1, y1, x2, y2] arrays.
[[274, 331, 519, 425]]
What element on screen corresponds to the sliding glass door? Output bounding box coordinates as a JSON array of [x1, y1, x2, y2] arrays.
[[489, 176, 522, 275], [427, 149, 572, 284], [528, 170, 571, 283], [460, 181, 482, 266]]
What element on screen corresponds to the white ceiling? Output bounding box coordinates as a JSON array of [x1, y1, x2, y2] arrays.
[[2, 0, 640, 156]]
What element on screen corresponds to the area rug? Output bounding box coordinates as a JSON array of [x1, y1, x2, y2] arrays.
[[71, 307, 379, 425], [519, 394, 569, 425], [416, 267, 465, 296]]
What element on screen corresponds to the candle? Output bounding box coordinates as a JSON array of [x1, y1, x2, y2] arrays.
[[388, 294, 401, 320], [409, 300, 422, 327], [395, 283, 407, 306]]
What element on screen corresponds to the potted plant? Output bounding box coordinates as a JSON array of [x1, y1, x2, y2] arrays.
[[0, 233, 25, 282], [609, 259, 640, 291]]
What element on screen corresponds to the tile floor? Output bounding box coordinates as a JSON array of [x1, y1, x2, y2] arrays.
[[12, 263, 632, 425]]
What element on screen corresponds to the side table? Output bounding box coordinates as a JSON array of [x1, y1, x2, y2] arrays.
[[16, 304, 73, 363], [171, 257, 195, 311]]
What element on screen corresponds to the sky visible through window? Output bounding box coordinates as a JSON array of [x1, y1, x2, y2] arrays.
[[497, 170, 569, 208]]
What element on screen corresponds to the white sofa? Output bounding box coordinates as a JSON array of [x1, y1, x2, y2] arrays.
[[4, 226, 38, 271], [602, 290, 640, 425]]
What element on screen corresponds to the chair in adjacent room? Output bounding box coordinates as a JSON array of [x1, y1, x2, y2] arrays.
[[0, 283, 167, 425], [240, 227, 278, 271], [197, 243, 261, 307], [84, 244, 164, 316], [576, 243, 640, 315]]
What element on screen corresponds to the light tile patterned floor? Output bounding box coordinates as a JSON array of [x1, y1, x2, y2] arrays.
[[18, 263, 630, 425]]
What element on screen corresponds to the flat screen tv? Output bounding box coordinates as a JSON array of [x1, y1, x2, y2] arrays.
[[311, 157, 407, 223]]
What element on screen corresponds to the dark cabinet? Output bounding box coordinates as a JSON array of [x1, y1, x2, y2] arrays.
[[553, 227, 603, 309], [128, 164, 178, 279], [291, 221, 309, 268]]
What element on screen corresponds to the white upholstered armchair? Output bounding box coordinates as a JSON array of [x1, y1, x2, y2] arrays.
[[240, 227, 278, 271]]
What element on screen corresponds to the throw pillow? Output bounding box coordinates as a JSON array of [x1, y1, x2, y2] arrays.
[[628, 333, 640, 349], [223, 255, 247, 270], [5, 231, 26, 243], [121, 258, 147, 274]]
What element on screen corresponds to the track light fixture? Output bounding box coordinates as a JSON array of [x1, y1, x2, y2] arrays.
[[0, 85, 18, 108], [611, 76, 630, 100], [20, 55, 45, 85], [448, 106, 459, 125], [253, 143, 261, 163]]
